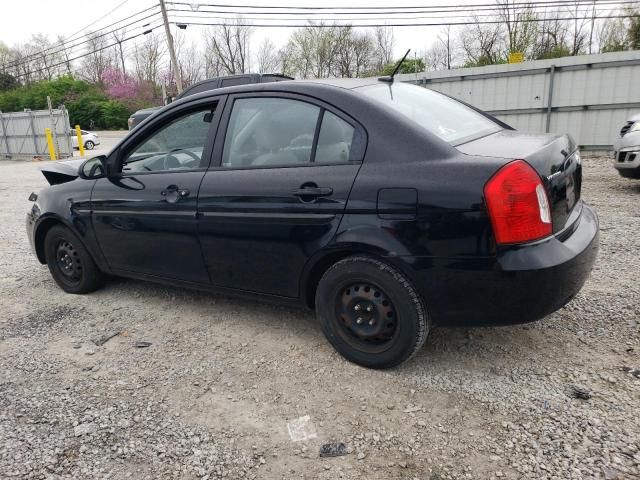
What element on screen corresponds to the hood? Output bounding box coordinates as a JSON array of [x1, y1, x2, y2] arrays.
[[40, 158, 84, 185]]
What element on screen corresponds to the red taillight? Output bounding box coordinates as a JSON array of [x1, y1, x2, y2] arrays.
[[484, 160, 552, 245]]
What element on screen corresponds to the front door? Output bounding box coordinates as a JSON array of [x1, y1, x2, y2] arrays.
[[198, 94, 366, 297], [91, 101, 222, 284]]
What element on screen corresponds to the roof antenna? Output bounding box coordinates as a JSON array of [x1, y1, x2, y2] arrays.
[[378, 49, 411, 83]]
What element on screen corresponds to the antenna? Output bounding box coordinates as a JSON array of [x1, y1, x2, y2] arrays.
[[378, 49, 411, 84]]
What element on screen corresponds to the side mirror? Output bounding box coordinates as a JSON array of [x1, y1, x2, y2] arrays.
[[78, 155, 107, 180]]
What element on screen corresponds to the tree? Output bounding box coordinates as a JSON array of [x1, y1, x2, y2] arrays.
[[381, 57, 425, 75], [0, 72, 18, 91], [132, 33, 165, 83], [255, 38, 279, 73], [627, 7, 640, 50], [598, 17, 627, 53], [203, 18, 252, 75], [461, 19, 504, 66], [80, 32, 112, 85], [497, 0, 539, 58], [372, 26, 394, 72]]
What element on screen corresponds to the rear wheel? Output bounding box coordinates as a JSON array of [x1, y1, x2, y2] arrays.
[[315, 256, 429, 369], [84, 140, 95, 150], [44, 225, 105, 294]]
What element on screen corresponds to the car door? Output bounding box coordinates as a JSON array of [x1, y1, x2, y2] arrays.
[[91, 97, 225, 284], [198, 93, 367, 297]]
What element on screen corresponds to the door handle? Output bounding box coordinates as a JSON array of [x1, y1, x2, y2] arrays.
[[292, 186, 333, 197], [161, 185, 190, 202]]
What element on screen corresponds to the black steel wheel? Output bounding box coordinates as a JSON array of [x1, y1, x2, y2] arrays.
[[44, 225, 105, 294], [335, 282, 399, 354], [316, 256, 429, 369]]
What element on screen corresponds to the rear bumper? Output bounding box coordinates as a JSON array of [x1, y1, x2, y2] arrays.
[[404, 201, 599, 326]]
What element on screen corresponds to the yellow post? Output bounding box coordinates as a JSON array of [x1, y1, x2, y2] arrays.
[[44, 128, 56, 160], [75, 125, 85, 157]]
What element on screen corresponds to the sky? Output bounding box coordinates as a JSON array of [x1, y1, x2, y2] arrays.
[[0, 0, 469, 60]]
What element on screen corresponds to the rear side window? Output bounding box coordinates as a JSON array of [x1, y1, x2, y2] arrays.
[[222, 97, 362, 168], [315, 111, 355, 164], [223, 98, 320, 168]]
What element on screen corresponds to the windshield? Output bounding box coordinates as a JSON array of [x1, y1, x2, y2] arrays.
[[357, 83, 501, 145]]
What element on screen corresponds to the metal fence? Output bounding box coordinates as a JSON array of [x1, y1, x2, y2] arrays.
[[0, 107, 73, 159], [397, 50, 640, 149]]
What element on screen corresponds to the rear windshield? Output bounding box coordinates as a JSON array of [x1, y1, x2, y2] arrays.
[[357, 83, 501, 145]]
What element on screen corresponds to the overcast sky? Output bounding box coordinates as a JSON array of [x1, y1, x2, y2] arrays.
[[0, 0, 472, 59]]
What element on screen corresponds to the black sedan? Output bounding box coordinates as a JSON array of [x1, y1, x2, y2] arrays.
[[27, 78, 599, 369]]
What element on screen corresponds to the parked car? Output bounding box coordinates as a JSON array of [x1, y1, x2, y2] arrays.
[[27, 79, 599, 369], [127, 73, 293, 130], [613, 113, 640, 178], [70, 129, 100, 150]]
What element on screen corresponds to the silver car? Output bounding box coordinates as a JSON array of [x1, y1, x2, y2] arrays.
[[614, 113, 640, 179]]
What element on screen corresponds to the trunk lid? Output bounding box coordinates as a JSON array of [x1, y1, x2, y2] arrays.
[[457, 130, 581, 233]]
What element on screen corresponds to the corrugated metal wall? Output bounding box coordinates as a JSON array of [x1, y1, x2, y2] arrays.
[[0, 108, 72, 159], [397, 51, 640, 149]]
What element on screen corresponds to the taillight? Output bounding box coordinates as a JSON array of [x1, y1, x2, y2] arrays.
[[484, 160, 552, 245]]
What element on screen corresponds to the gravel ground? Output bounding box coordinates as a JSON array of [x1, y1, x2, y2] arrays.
[[0, 154, 638, 480]]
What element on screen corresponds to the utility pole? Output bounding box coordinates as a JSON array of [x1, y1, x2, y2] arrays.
[[159, 0, 183, 94]]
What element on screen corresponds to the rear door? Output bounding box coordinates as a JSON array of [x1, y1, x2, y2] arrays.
[[197, 93, 366, 297]]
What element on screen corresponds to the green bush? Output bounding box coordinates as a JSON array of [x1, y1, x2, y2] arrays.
[[0, 76, 133, 130]]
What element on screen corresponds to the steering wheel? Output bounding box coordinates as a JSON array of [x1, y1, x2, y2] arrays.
[[164, 148, 201, 169]]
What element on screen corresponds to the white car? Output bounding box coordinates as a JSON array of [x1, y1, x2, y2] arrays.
[[70, 130, 100, 150], [613, 113, 640, 179]]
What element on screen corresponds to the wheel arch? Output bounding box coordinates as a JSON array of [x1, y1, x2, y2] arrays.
[[301, 244, 404, 309], [34, 215, 93, 265]]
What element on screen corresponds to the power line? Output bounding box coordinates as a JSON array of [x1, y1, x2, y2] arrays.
[[1, 6, 160, 71], [61, 0, 134, 45], [168, 12, 640, 28], [167, 0, 637, 11], [166, 3, 628, 22], [11, 27, 163, 80]]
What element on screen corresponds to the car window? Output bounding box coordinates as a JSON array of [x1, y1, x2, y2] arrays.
[[222, 98, 320, 168], [357, 83, 501, 145], [315, 111, 355, 164], [123, 107, 214, 173]]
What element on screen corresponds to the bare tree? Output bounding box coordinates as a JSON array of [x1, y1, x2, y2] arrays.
[[132, 33, 165, 83], [112, 28, 128, 74], [173, 32, 203, 87], [566, 1, 590, 55], [496, 0, 539, 57], [203, 18, 253, 75], [56, 35, 73, 75], [80, 32, 112, 84], [255, 38, 279, 73], [461, 18, 504, 66], [372, 26, 394, 71]]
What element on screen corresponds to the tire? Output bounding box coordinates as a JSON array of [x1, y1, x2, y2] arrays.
[[315, 256, 429, 369], [84, 140, 95, 150], [44, 225, 105, 294]]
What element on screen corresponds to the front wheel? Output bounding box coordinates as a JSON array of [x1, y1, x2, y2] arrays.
[[316, 256, 429, 369], [44, 225, 105, 294], [84, 140, 95, 150]]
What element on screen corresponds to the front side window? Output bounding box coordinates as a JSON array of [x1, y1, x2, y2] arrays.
[[122, 106, 215, 173], [222, 98, 320, 168], [357, 83, 501, 145]]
